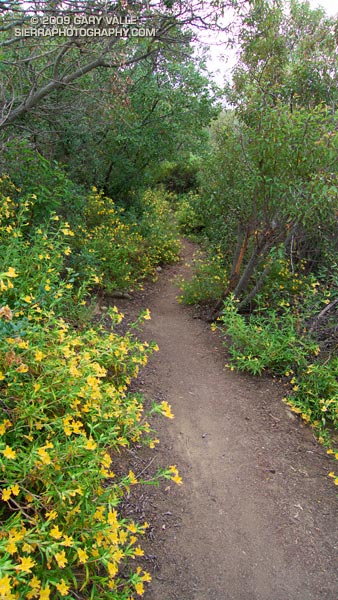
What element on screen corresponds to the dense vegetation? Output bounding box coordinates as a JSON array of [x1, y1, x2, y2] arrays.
[[0, 0, 337, 597], [178, 1, 338, 454]]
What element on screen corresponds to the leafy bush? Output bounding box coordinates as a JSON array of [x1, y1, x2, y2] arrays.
[[154, 159, 200, 194], [137, 189, 180, 267], [0, 142, 86, 227], [0, 177, 85, 319], [283, 359, 338, 434], [71, 188, 180, 294], [175, 192, 204, 236], [219, 296, 320, 376], [0, 300, 177, 599], [178, 250, 228, 305]]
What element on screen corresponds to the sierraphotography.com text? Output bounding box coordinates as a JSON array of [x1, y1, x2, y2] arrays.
[[14, 13, 157, 37]]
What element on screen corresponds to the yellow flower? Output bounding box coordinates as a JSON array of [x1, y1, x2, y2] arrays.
[[23, 295, 32, 303], [135, 581, 144, 596], [2, 445, 17, 460], [160, 401, 174, 419], [11, 484, 20, 496], [39, 585, 51, 600], [77, 548, 88, 563], [326, 449, 334, 455], [128, 470, 138, 485], [141, 571, 152, 582], [328, 471, 335, 478], [61, 535, 74, 547], [172, 473, 183, 485], [134, 546, 144, 557], [29, 576, 41, 590], [46, 510, 57, 521], [85, 438, 97, 450], [55, 550, 67, 568], [127, 523, 138, 534], [50, 525, 63, 539], [34, 350, 45, 362], [6, 267, 18, 278], [37, 447, 52, 465], [5, 538, 17, 554], [55, 580, 70, 596], [16, 364, 29, 373], [107, 562, 118, 578], [101, 452, 112, 468], [16, 556, 36, 573], [0, 575, 12, 596]]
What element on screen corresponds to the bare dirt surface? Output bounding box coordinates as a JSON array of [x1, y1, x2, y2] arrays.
[[113, 240, 338, 600]]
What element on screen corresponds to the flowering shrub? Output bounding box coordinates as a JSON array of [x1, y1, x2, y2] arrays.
[[138, 189, 180, 268], [178, 250, 229, 305], [0, 180, 181, 598], [72, 188, 180, 293], [175, 192, 204, 237], [219, 296, 320, 376]]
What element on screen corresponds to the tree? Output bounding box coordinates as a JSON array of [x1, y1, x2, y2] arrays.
[[0, 0, 232, 130], [197, 0, 338, 315]]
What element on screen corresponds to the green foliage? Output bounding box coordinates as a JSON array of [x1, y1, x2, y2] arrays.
[[190, 0, 338, 311], [0, 141, 86, 227], [72, 188, 180, 293], [178, 250, 228, 305], [155, 158, 200, 194], [175, 192, 204, 236], [216, 291, 338, 450], [284, 359, 338, 435], [0, 176, 84, 318], [218, 296, 320, 376], [138, 189, 181, 266]]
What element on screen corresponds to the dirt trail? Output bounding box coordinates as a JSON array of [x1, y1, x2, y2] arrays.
[[118, 240, 337, 600]]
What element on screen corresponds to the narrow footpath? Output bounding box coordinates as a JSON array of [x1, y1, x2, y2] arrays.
[[118, 240, 338, 600]]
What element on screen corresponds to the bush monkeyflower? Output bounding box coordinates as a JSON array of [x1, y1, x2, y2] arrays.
[[2, 445, 17, 460], [55, 580, 70, 596]]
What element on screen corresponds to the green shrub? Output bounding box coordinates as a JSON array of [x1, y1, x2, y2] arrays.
[[178, 251, 228, 305], [72, 188, 180, 294], [175, 192, 204, 236], [283, 359, 338, 434], [218, 296, 320, 376], [0, 142, 86, 227], [138, 189, 180, 266]]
